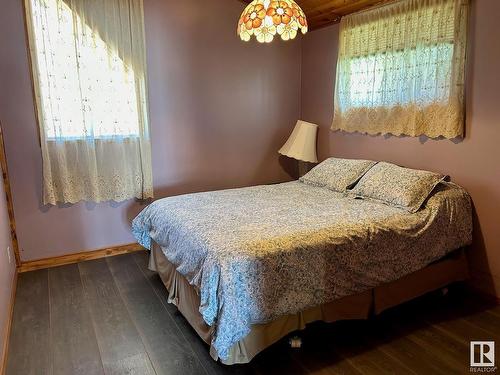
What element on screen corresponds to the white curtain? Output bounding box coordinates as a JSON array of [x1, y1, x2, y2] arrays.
[[25, 0, 153, 205], [332, 0, 469, 138]]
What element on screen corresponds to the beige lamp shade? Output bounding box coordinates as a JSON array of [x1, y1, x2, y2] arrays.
[[278, 120, 318, 163]]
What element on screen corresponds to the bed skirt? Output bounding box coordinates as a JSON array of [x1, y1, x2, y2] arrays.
[[150, 242, 468, 365]]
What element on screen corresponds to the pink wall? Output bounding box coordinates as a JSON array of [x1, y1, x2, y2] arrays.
[[301, 0, 500, 296], [0, 170, 15, 363], [0, 0, 300, 261]]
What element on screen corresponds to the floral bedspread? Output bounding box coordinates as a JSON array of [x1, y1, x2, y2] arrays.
[[132, 181, 472, 360]]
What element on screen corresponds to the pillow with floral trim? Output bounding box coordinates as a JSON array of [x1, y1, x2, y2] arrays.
[[300, 157, 377, 192], [350, 162, 448, 213]]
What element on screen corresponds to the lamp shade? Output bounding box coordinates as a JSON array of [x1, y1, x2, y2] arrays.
[[278, 120, 318, 163], [237, 0, 308, 43]]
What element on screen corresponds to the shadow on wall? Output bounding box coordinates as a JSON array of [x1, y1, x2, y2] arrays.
[[140, 158, 297, 203], [466, 202, 495, 296], [251, 133, 298, 182], [278, 154, 298, 180]]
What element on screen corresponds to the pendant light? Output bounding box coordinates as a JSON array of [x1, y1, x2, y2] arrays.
[[237, 0, 308, 43]]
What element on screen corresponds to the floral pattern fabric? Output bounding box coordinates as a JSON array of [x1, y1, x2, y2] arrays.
[[132, 181, 472, 360], [300, 157, 377, 192], [351, 162, 447, 213]]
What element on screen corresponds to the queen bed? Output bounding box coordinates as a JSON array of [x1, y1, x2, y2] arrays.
[[132, 159, 472, 364]]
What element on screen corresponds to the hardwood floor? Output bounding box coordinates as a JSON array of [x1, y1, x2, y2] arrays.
[[5, 252, 499, 375]]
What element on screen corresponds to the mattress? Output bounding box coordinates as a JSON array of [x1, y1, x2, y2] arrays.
[[132, 180, 472, 360]]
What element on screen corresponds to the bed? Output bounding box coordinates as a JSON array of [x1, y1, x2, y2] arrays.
[[132, 160, 472, 365]]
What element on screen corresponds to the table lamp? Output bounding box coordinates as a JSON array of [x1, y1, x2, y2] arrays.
[[278, 120, 318, 177]]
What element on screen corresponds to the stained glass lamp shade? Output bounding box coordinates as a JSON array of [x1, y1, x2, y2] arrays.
[[237, 0, 308, 43]]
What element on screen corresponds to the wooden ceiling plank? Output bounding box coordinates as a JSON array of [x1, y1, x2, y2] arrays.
[[303, 0, 359, 16], [236, 0, 395, 30], [307, 0, 392, 23]]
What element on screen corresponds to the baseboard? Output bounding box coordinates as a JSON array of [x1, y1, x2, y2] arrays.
[[18, 243, 145, 273], [1, 269, 17, 375]]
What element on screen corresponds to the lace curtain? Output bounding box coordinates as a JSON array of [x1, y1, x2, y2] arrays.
[[331, 0, 469, 138], [25, 0, 153, 204]]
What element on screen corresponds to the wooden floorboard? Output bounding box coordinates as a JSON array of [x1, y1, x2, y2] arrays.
[[48, 264, 104, 375], [132, 251, 256, 375], [6, 270, 51, 375], [107, 253, 207, 375], [369, 330, 452, 374], [355, 308, 461, 375], [78, 258, 156, 375], [7, 252, 500, 375], [328, 327, 413, 375], [296, 319, 414, 375]]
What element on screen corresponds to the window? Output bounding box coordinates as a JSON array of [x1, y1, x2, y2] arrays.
[[346, 44, 454, 108], [30, 0, 141, 140], [25, 0, 153, 204], [332, 0, 469, 139]]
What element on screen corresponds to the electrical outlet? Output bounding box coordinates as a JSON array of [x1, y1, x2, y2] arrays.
[[7, 245, 11, 264]]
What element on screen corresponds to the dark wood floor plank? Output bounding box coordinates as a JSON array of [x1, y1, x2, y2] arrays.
[[251, 340, 309, 375], [427, 311, 500, 345], [106, 253, 207, 375], [335, 338, 413, 375], [78, 258, 156, 375], [405, 326, 469, 373], [48, 264, 104, 375], [288, 330, 363, 375], [6, 270, 51, 375], [464, 310, 500, 338], [332, 337, 397, 375], [132, 251, 257, 375], [392, 289, 500, 349], [301, 320, 414, 375], [374, 334, 450, 375], [366, 307, 467, 375]]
